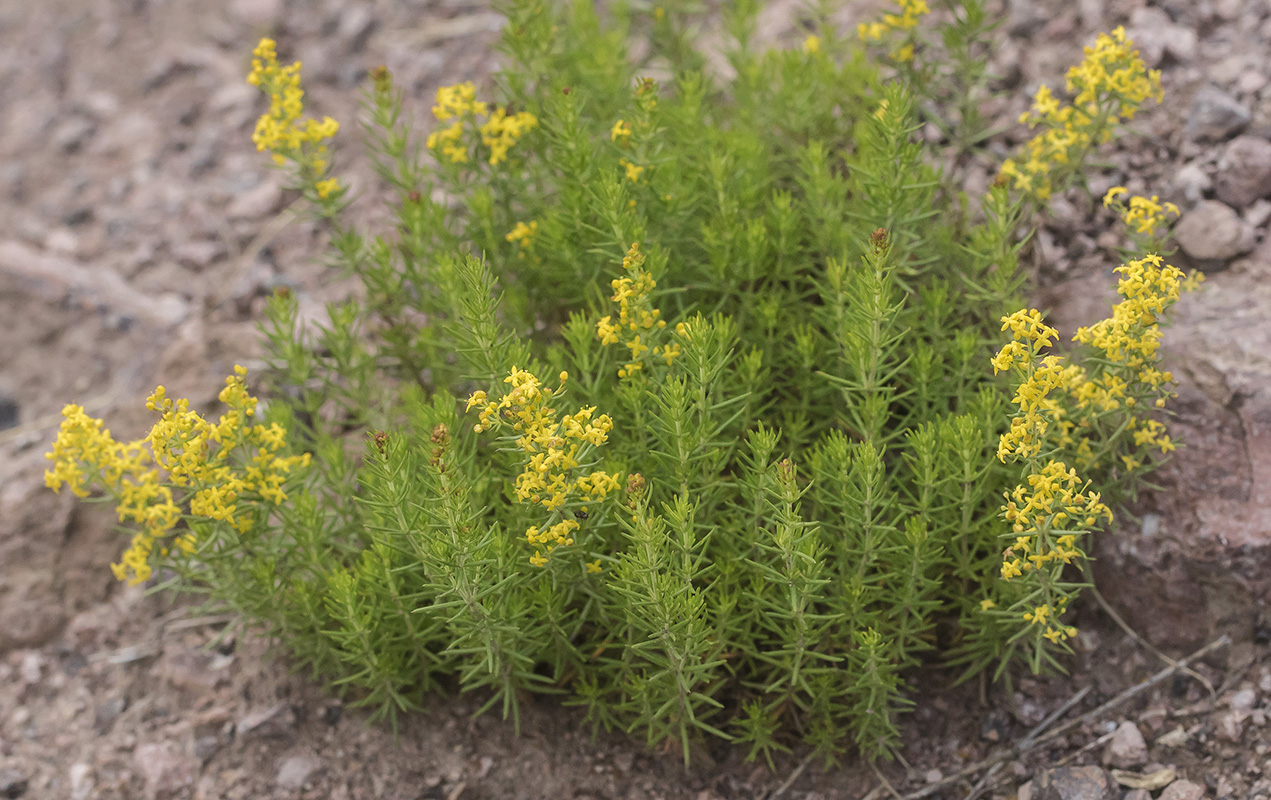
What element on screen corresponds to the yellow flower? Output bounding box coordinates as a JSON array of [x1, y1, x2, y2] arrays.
[[620, 158, 645, 183], [980, 598, 996, 611], [315, 178, 339, 199], [586, 559, 603, 574], [803, 35, 821, 54], [611, 119, 632, 146], [246, 38, 339, 176]]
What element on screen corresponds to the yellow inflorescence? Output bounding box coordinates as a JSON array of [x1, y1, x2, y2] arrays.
[[505, 220, 539, 255], [466, 367, 619, 567], [595, 243, 681, 377], [1000, 28, 1161, 200], [247, 38, 340, 192], [45, 366, 310, 585], [1102, 187, 1180, 236], [425, 82, 537, 166], [857, 0, 930, 40]]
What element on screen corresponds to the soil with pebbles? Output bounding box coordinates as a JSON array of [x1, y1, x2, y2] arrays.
[[1, 1, 1269, 798]]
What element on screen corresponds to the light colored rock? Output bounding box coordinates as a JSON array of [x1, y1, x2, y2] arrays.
[[69, 762, 94, 800], [1173, 162, 1212, 205], [1159, 779, 1205, 800], [1175, 200, 1255, 261], [1215, 136, 1271, 209], [226, 179, 283, 220], [1106, 721, 1148, 768], [277, 754, 321, 790], [1126, 7, 1197, 67], [1187, 85, 1251, 142], [134, 742, 196, 799], [229, 0, 284, 28], [1230, 687, 1259, 711], [1032, 766, 1115, 800]]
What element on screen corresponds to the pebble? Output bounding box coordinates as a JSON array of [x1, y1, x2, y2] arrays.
[[1230, 687, 1259, 710], [134, 742, 196, 799], [1159, 779, 1205, 800], [276, 754, 321, 790], [1126, 7, 1197, 67], [1032, 766, 1116, 800], [1174, 200, 1256, 261], [1214, 135, 1271, 208], [229, 0, 286, 27], [173, 239, 227, 269], [0, 769, 28, 799], [1187, 86, 1252, 142], [68, 763, 93, 800], [0, 394, 17, 430], [1173, 162, 1212, 204], [1214, 708, 1248, 742], [236, 703, 298, 739], [1106, 721, 1148, 768], [226, 179, 283, 220], [1123, 791, 1151, 800]]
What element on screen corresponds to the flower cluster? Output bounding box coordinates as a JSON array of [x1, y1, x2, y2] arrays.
[[45, 367, 310, 585], [466, 367, 619, 566], [595, 243, 682, 378], [1000, 28, 1161, 200], [246, 38, 341, 198], [992, 310, 1065, 462], [857, 0, 930, 62], [505, 220, 539, 255], [1102, 187, 1179, 236], [425, 82, 537, 166]]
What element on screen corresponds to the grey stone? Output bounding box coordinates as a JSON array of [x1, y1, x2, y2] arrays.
[[1187, 86, 1251, 142], [277, 754, 321, 790], [1105, 721, 1148, 768], [1159, 780, 1205, 800], [1123, 791, 1151, 800], [226, 179, 283, 220], [0, 769, 29, 799], [1215, 136, 1271, 209], [1126, 7, 1197, 67], [1175, 200, 1255, 262], [1032, 766, 1116, 800], [68, 763, 93, 800], [1173, 162, 1212, 205], [1230, 687, 1259, 710], [134, 742, 195, 799]]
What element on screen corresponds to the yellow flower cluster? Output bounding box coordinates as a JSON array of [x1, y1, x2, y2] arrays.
[[425, 83, 537, 166], [1000, 28, 1161, 200], [992, 310, 1066, 462], [466, 367, 619, 566], [45, 367, 310, 585], [595, 243, 681, 378], [506, 220, 539, 255], [611, 119, 632, 147], [857, 0, 929, 61], [246, 38, 340, 195], [1073, 254, 1181, 377], [1102, 187, 1179, 236]]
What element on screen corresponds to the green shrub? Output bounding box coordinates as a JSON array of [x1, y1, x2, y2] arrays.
[[45, 0, 1199, 765]]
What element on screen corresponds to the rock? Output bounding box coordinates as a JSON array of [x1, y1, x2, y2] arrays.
[[193, 735, 221, 763], [1214, 708, 1248, 741], [1230, 687, 1259, 710], [19, 650, 44, 685], [1159, 780, 1205, 800], [1092, 249, 1271, 650], [1032, 766, 1116, 800], [1214, 136, 1271, 209], [1123, 791, 1151, 800], [276, 754, 321, 790], [160, 644, 229, 693], [0, 394, 17, 430], [229, 0, 284, 28], [1186, 86, 1251, 142], [1105, 721, 1148, 768], [337, 5, 377, 53], [173, 238, 226, 269], [1174, 200, 1255, 262], [226, 179, 283, 220], [1018, 781, 1033, 800], [69, 763, 93, 800], [1126, 7, 1197, 67], [134, 742, 196, 799], [0, 769, 29, 799], [236, 703, 297, 739], [1173, 162, 1212, 205]]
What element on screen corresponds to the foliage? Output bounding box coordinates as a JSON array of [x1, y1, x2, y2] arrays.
[[45, 0, 1201, 764]]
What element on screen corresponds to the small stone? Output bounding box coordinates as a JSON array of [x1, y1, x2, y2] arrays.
[[1230, 687, 1259, 711], [1173, 162, 1212, 205], [194, 735, 221, 763], [69, 763, 93, 800], [1174, 200, 1256, 262], [1187, 86, 1251, 142], [19, 650, 44, 684], [134, 742, 195, 799], [237, 703, 297, 739], [229, 0, 284, 27], [1123, 791, 1151, 800], [173, 239, 226, 269], [1032, 767, 1116, 800], [1214, 708, 1248, 742], [337, 6, 377, 53], [0, 395, 17, 431], [1214, 136, 1271, 209], [95, 696, 128, 733], [1106, 721, 1149, 768], [1155, 726, 1190, 748], [1126, 7, 1197, 67], [1018, 781, 1033, 800], [924, 769, 943, 783], [276, 754, 321, 790], [0, 769, 29, 799], [1159, 779, 1205, 800], [225, 179, 283, 220]]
